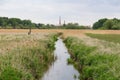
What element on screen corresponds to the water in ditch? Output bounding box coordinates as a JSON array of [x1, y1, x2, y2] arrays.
[[42, 38, 79, 80]]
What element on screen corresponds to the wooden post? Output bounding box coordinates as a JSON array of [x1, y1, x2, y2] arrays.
[[28, 26, 31, 35]]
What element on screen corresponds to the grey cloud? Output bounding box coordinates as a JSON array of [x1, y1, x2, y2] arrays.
[[0, 0, 120, 25]]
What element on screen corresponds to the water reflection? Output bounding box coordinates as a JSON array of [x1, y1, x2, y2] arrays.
[[42, 38, 79, 80]]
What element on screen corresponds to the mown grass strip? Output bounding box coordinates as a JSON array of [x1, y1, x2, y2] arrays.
[[64, 37, 120, 80], [86, 33, 120, 44]]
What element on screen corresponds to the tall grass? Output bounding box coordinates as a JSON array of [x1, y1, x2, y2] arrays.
[[0, 34, 58, 80], [64, 37, 120, 80], [86, 33, 120, 44]]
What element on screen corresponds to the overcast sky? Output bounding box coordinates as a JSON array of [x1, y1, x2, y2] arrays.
[[0, 0, 120, 25]]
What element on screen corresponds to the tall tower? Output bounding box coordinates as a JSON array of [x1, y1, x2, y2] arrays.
[[59, 16, 61, 26], [63, 20, 66, 26]]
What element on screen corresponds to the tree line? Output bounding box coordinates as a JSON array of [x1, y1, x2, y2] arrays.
[[0, 17, 90, 29], [1, 17, 120, 30], [0, 17, 42, 29], [93, 18, 120, 30]]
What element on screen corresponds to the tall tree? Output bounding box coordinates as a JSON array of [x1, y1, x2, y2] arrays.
[[93, 18, 108, 29]]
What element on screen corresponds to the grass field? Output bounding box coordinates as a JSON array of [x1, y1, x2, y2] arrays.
[[64, 37, 120, 80], [86, 33, 120, 44], [0, 31, 58, 80], [0, 29, 120, 80], [62, 30, 120, 80]]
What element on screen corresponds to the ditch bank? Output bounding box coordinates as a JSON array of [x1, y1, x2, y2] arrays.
[[0, 34, 58, 80], [64, 37, 120, 80]]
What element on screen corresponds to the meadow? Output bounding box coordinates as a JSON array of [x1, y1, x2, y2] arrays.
[[63, 31, 120, 80], [0, 31, 58, 80], [86, 33, 120, 44], [0, 29, 120, 80], [64, 37, 120, 80]]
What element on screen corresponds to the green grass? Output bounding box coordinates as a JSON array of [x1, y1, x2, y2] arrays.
[[86, 33, 120, 44], [0, 34, 58, 80], [0, 66, 22, 80], [64, 37, 120, 80]]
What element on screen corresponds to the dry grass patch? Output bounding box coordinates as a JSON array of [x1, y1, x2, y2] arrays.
[[0, 32, 58, 80]]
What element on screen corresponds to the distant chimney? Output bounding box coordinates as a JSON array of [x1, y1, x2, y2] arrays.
[[59, 16, 61, 26], [63, 20, 66, 26]]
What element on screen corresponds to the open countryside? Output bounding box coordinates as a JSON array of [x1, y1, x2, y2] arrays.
[[0, 29, 120, 80], [0, 0, 120, 80]]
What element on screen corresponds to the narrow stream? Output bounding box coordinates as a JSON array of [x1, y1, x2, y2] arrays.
[[42, 38, 79, 80]]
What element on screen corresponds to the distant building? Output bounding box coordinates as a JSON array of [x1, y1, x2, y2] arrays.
[[59, 16, 61, 26], [63, 20, 66, 26]]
